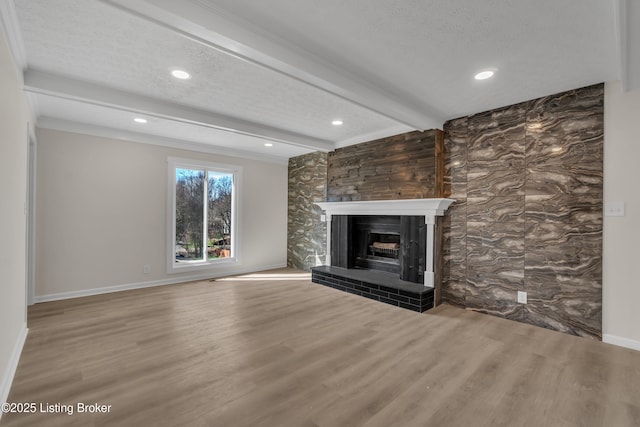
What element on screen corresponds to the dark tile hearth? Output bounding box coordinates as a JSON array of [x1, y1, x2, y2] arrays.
[[311, 265, 434, 312]]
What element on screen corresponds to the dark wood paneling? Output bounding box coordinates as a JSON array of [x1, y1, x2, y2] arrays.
[[400, 216, 425, 284], [330, 215, 350, 268], [327, 130, 438, 202]]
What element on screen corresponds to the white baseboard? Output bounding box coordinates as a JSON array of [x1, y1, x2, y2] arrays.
[[34, 263, 287, 303], [603, 334, 640, 352], [0, 324, 28, 415]]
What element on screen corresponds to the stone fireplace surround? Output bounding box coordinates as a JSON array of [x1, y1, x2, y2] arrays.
[[312, 199, 454, 312]]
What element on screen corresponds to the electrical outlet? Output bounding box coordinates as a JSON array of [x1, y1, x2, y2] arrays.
[[143, 265, 151, 274], [320, 214, 326, 222], [517, 291, 527, 304], [604, 202, 625, 217]]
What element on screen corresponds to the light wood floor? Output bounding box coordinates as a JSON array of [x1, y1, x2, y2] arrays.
[[2, 268, 639, 427]]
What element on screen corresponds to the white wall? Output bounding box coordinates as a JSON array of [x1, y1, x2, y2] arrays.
[[603, 81, 640, 350], [0, 26, 29, 406], [35, 128, 288, 299]]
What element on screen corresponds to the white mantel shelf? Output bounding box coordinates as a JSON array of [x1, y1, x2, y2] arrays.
[[316, 198, 456, 288], [316, 198, 455, 218]]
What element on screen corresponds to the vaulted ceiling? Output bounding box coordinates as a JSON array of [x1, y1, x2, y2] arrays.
[[1, 0, 637, 163]]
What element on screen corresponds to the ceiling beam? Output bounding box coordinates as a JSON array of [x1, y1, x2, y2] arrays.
[[23, 70, 334, 152], [99, 0, 444, 130]]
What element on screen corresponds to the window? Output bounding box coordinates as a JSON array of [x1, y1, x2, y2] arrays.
[[167, 157, 241, 273]]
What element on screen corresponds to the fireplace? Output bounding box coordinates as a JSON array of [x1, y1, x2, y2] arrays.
[[311, 199, 454, 312]]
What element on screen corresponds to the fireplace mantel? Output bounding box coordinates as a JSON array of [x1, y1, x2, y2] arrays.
[[315, 198, 455, 288], [316, 198, 454, 219]]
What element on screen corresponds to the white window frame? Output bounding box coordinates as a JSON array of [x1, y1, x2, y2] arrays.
[[167, 157, 242, 274]]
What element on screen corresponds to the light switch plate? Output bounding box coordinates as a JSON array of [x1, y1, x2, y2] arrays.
[[604, 202, 625, 217], [517, 291, 527, 304]]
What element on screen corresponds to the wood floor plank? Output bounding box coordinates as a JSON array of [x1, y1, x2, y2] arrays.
[[1, 268, 639, 427]]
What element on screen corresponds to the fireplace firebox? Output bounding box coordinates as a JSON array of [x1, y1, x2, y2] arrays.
[[332, 215, 426, 284]]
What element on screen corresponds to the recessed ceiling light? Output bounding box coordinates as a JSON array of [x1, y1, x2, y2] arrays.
[[474, 69, 496, 80], [133, 117, 147, 124], [171, 69, 191, 80], [332, 120, 344, 126], [264, 143, 273, 147]]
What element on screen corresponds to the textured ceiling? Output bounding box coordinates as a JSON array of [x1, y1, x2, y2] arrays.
[[205, 0, 619, 118], [3, 0, 633, 162]]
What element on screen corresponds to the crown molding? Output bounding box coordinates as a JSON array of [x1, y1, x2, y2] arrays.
[[99, 0, 444, 130], [37, 117, 291, 165]]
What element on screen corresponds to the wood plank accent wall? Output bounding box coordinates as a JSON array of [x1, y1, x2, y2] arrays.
[[327, 130, 440, 202]]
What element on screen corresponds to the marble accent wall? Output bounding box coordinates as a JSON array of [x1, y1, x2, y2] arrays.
[[442, 84, 603, 339], [287, 151, 328, 271]]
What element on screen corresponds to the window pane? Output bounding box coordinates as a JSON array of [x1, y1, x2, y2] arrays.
[[207, 171, 233, 259], [175, 168, 205, 262]]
